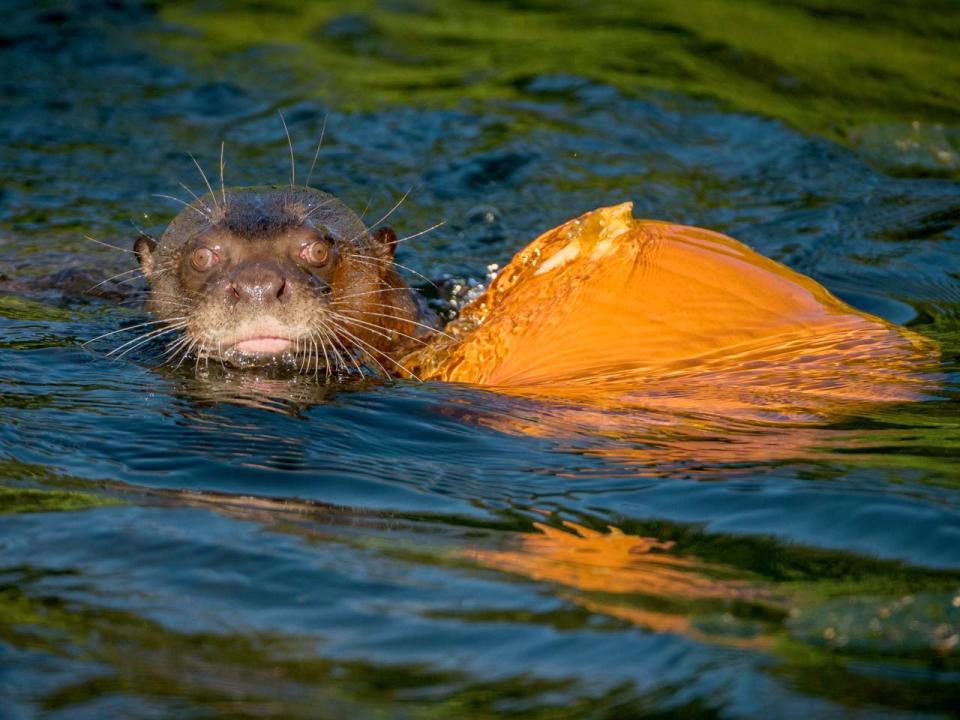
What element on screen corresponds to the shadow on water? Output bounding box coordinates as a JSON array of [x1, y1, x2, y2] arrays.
[[1, 0, 960, 717]]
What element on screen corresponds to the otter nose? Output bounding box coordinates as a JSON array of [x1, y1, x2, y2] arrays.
[[226, 262, 293, 305]]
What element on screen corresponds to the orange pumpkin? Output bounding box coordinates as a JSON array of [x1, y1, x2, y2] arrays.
[[405, 203, 937, 419]]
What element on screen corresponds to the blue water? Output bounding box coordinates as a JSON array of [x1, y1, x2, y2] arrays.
[[1, 2, 959, 718]]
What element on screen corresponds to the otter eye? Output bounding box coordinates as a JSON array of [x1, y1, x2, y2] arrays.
[[190, 247, 219, 272], [300, 239, 331, 266]]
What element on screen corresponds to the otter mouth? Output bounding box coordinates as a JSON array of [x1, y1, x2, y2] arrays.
[[220, 320, 302, 364], [231, 336, 294, 356]]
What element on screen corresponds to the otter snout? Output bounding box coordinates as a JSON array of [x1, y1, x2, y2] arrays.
[[225, 260, 294, 307]]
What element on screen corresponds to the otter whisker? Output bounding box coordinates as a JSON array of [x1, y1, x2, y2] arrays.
[[188, 153, 221, 214], [84, 235, 137, 255], [302, 337, 312, 373], [173, 337, 200, 370], [340, 308, 451, 339], [319, 319, 365, 377], [332, 286, 420, 302], [304, 114, 327, 189], [115, 297, 152, 308], [335, 300, 441, 323], [118, 263, 175, 287], [328, 313, 397, 344], [112, 326, 188, 360], [327, 311, 434, 348], [114, 272, 157, 288], [153, 194, 210, 220], [114, 293, 174, 307], [107, 318, 188, 349], [350, 328, 421, 382], [118, 300, 189, 314], [301, 337, 316, 375], [358, 196, 373, 221], [128, 218, 156, 242], [351, 188, 412, 243], [163, 333, 192, 359], [326, 331, 348, 375], [298, 196, 340, 223], [331, 318, 436, 352], [347, 252, 421, 276], [313, 323, 342, 378], [313, 335, 328, 380], [348, 254, 438, 289], [219, 140, 228, 210], [388, 220, 446, 246], [312, 329, 331, 374], [328, 307, 421, 338], [149, 334, 190, 370], [328, 322, 392, 379], [139, 287, 186, 301], [178, 181, 214, 216], [304, 335, 314, 376], [194, 336, 211, 374], [86, 267, 145, 293], [108, 321, 189, 358], [326, 318, 420, 381], [305, 338, 318, 376], [169, 330, 193, 351], [297, 337, 308, 373], [166, 336, 198, 369], [334, 298, 432, 313], [131, 265, 174, 284], [278, 110, 296, 189], [332, 331, 366, 377], [105, 327, 182, 357], [179, 337, 202, 369], [83, 316, 187, 346]]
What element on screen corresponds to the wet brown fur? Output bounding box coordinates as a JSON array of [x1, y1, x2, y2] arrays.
[[133, 185, 437, 377]]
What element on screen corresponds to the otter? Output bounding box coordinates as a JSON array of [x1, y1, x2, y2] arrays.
[[132, 185, 438, 377], [127, 181, 936, 413]]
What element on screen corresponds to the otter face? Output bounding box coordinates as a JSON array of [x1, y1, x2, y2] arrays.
[[133, 186, 428, 375], [161, 221, 337, 365]]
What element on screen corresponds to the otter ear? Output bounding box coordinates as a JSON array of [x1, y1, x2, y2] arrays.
[[372, 227, 398, 263], [133, 235, 158, 279]]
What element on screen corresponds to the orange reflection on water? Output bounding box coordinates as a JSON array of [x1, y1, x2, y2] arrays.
[[467, 520, 776, 647], [472, 520, 748, 598]]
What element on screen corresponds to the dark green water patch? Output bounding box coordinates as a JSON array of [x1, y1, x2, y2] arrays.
[[0, 487, 118, 514], [157, 0, 960, 178]]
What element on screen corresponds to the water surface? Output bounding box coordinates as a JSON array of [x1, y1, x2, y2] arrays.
[[2, 2, 959, 718]]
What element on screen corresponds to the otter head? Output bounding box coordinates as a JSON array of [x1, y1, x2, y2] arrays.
[[134, 185, 433, 376]]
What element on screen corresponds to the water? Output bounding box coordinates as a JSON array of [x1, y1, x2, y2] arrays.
[[2, 1, 960, 717]]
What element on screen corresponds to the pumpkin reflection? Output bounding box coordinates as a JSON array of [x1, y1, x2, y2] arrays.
[[467, 520, 777, 648]]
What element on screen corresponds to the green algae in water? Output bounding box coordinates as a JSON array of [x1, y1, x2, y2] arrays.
[[158, 0, 960, 176], [0, 295, 76, 323], [0, 487, 119, 514], [0, 460, 122, 514]]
